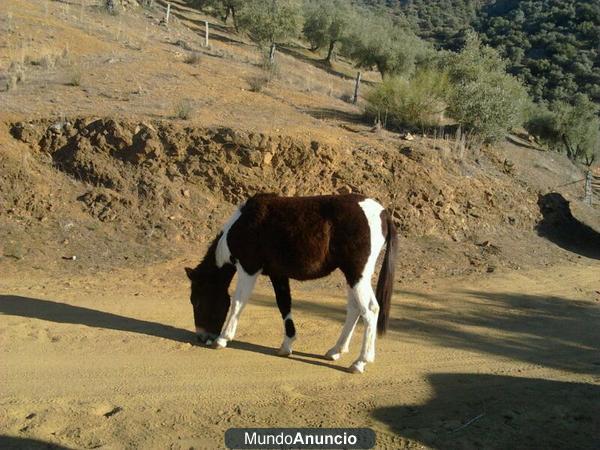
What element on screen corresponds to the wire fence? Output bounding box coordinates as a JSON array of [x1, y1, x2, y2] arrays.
[[585, 170, 600, 206]]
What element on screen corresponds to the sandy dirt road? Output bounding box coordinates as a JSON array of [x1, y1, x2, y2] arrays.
[[1, 260, 599, 449]]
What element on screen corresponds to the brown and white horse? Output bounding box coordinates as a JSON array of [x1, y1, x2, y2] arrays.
[[185, 193, 397, 373]]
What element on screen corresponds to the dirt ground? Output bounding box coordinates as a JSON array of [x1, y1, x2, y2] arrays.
[[1, 258, 599, 449]]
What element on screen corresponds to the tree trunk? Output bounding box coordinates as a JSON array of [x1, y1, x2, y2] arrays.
[[325, 40, 336, 64], [231, 7, 238, 31], [562, 135, 576, 160]]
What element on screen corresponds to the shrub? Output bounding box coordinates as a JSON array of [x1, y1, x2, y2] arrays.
[[174, 99, 194, 119], [184, 52, 202, 65], [247, 75, 270, 92], [365, 69, 450, 131], [67, 69, 82, 86]]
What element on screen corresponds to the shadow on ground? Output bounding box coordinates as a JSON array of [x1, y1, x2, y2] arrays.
[[393, 289, 600, 376], [252, 287, 600, 376], [0, 436, 71, 450], [536, 192, 600, 259], [373, 373, 600, 450], [0, 295, 194, 343], [0, 295, 346, 372]]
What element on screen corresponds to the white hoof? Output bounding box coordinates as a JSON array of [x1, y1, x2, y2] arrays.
[[349, 360, 366, 374], [325, 348, 341, 361], [211, 338, 227, 349], [277, 346, 292, 357]]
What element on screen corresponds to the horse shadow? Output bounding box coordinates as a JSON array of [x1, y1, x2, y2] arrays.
[[0, 295, 346, 372], [372, 373, 600, 450], [0, 436, 71, 450], [536, 192, 600, 259]]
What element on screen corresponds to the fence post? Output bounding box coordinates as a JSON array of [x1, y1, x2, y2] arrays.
[[205, 20, 209, 47], [584, 170, 593, 205], [352, 71, 361, 104], [165, 3, 171, 24], [269, 43, 276, 63]]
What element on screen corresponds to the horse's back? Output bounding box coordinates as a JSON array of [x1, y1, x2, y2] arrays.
[[228, 194, 373, 280]]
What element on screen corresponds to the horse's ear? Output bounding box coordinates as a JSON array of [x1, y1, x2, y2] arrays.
[[185, 267, 194, 280]]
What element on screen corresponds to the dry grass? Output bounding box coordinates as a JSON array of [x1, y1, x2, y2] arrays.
[[184, 52, 202, 65], [174, 98, 194, 119], [247, 75, 270, 93], [66, 68, 82, 86]]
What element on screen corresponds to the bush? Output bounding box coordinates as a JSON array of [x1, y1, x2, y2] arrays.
[[184, 52, 202, 65], [174, 99, 194, 119], [445, 32, 529, 142], [67, 69, 82, 86], [365, 69, 450, 131], [247, 75, 270, 92]]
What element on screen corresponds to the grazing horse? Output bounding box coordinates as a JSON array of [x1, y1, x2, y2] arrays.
[[185, 193, 397, 373]]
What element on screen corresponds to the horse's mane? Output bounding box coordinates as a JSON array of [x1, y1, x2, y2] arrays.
[[190, 232, 222, 277]]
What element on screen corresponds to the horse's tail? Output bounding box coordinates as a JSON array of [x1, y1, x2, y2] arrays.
[[376, 210, 397, 336]]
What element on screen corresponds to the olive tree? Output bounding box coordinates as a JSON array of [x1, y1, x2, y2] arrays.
[[342, 12, 429, 78], [237, 0, 303, 48], [201, 0, 243, 29], [445, 32, 529, 142], [527, 95, 600, 164], [302, 0, 354, 63]]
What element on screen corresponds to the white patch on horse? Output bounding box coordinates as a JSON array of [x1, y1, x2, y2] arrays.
[[215, 206, 243, 268], [358, 198, 386, 283], [343, 198, 385, 373]]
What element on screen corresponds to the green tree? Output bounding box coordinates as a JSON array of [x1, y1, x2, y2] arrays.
[[237, 0, 303, 48], [527, 95, 600, 164], [446, 32, 529, 142], [193, 0, 242, 29], [302, 0, 355, 63], [342, 12, 429, 78]]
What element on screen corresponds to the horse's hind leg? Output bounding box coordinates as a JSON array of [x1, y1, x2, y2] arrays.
[[325, 286, 360, 361], [349, 278, 379, 374], [270, 276, 296, 356]]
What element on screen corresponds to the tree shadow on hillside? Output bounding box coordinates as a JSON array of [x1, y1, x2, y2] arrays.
[[373, 373, 600, 450], [536, 192, 600, 259], [302, 107, 365, 124], [0, 436, 71, 450], [276, 46, 358, 81], [391, 289, 600, 376]]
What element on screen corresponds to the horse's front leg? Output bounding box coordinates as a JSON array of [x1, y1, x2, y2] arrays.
[[270, 276, 296, 356], [212, 265, 260, 349], [325, 286, 360, 361]]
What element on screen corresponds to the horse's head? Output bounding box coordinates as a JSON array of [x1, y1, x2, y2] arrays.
[[185, 265, 233, 344]]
